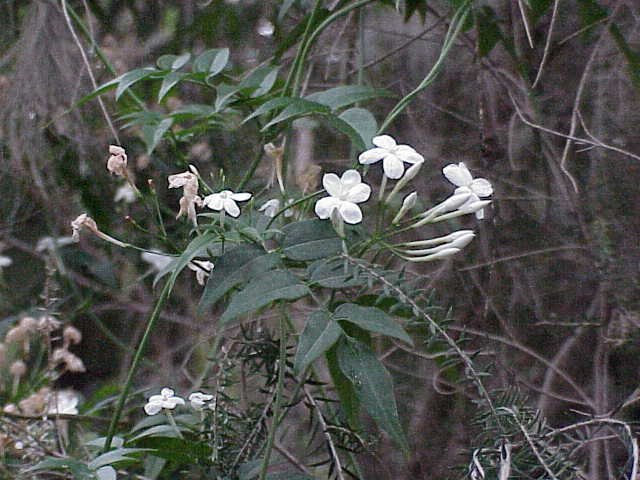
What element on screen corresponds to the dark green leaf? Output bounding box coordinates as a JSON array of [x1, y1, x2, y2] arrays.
[[252, 66, 280, 97], [169, 104, 216, 121], [87, 448, 151, 470], [281, 219, 342, 261], [242, 97, 296, 124], [153, 232, 219, 288], [142, 117, 174, 155], [158, 72, 187, 102], [308, 257, 366, 289], [198, 245, 280, 312], [115, 68, 157, 101], [475, 6, 503, 57], [326, 343, 359, 427], [29, 457, 95, 479], [294, 310, 343, 374], [221, 270, 310, 324], [262, 99, 330, 130], [337, 339, 408, 453], [156, 53, 190, 71], [215, 83, 238, 112], [305, 85, 392, 111], [193, 48, 230, 77], [338, 107, 378, 148], [333, 303, 413, 345]]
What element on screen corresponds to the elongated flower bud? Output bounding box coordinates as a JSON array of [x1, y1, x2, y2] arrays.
[[400, 230, 474, 247], [411, 192, 472, 228], [402, 247, 460, 262], [430, 200, 492, 223], [392, 192, 418, 224], [386, 161, 423, 203], [402, 232, 475, 256]]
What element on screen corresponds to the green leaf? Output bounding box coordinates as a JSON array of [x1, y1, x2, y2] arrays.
[[169, 104, 216, 121], [308, 257, 366, 289], [333, 303, 413, 345], [262, 99, 330, 130], [337, 339, 408, 453], [198, 245, 280, 312], [609, 24, 640, 90], [294, 310, 343, 374], [115, 68, 157, 101], [29, 457, 94, 479], [239, 65, 280, 92], [267, 473, 317, 480], [337, 107, 378, 149], [281, 219, 342, 261], [475, 6, 503, 57], [156, 53, 190, 71], [158, 72, 187, 102], [242, 97, 296, 124], [128, 425, 182, 442], [87, 448, 150, 470], [326, 344, 359, 427], [153, 232, 219, 288], [305, 85, 392, 111], [215, 83, 239, 112], [220, 270, 310, 324], [252, 66, 280, 97], [142, 117, 174, 155], [193, 48, 230, 77]]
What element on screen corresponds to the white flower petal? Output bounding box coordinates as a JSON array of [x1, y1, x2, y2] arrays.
[[443, 163, 473, 187], [203, 194, 223, 211], [161, 388, 174, 398], [358, 148, 387, 164], [340, 169, 362, 189], [372, 135, 397, 150], [259, 199, 280, 217], [395, 145, 424, 164], [470, 178, 493, 197], [315, 197, 340, 219], [345, 183, 371, 203], [322, 173, 342, 197], [230, 192, 252, 202], [338, 201, 363, 224], [223, 198, 240, 217], [382, 154, 405, 179], [144, 402, 162, 416]]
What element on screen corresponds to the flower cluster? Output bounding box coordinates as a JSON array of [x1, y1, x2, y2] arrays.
[[143, 387, 215, 415]]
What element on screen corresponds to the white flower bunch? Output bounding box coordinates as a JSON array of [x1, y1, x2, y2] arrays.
[[144, 388, 215, 415]]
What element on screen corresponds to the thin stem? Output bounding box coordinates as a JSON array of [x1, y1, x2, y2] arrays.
[[258, 312, 288, 480], [102, 278, 174, 452]]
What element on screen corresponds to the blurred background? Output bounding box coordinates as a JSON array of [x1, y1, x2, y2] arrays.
[[1, 0, 640, 478]]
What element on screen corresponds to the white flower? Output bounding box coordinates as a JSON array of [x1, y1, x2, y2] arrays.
[[144, 388, 185, 416], [114, 184, 137, 203], [202, 190, 252, 218], [168, 170, 203, 226], [259, 198, 294, 218], [107, 145, 128, 177], [47, 390, 79, 415], [315, 170, 371, 225], [189, 392, 214, 410], [0, 255, 12, 269], [188, 260, 214, 286], [442, 163, 493, 219], [141, 251, 174, 272], [358, 135, 424, 179]]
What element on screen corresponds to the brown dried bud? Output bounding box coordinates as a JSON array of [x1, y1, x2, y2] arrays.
[[10, 360, 26, 377], [19, 316, 38, 333], [63, 326, 82, 346], [5, 326, 26, 345]]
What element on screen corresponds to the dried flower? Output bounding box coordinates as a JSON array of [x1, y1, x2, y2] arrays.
[[144, 388, 185, 415], [10, 360, 26, 377], [189, 392, 214, 410], [168, 170, 203, 226], [38, 315, 62, 332], [5, 326, 27, 345], [71, 214, 126, 247], [107, 145, 128, 177], [442, 162, 493, 219], [203, 190, 252, 218], [52, 348, 86, 373], [315, 170, 371, 224], [47, 390, 79, 415], [358, 135, 424, 179], [63, 326, 82, 346], [19, 316, 38, 333]]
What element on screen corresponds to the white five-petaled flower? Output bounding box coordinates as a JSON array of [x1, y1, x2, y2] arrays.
[[202, 190, 252, 218], [144, 388, 185, 416], [189, 392, 214, 410], [442, 162, 493, 219], [358, 135, 424, 179], [168, 170, 203, 226], [188, 260, 214, 286], [107, 145, 128, 177], [315, 170, 371, 225]]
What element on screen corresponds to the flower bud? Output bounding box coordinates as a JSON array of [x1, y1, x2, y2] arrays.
[[10, 360, 26, 378], [404, 247, 460, 262], [386, 161, 424, 203], [392, 192, 418, 224], [330, 208, 345, 239]]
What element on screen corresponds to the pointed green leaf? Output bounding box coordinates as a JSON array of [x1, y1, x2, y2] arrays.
[[193, 48, 230, 77], [198, 245, 280, 312], [242, 97, 296, 124], [305, 85, 392, 111], [281, 219, 342, 261], [220, 270, 310, 324], [158, 72, 187, 102], [115, 68, 157, 101], [29, 457, 94, 478], [308, 257, 366, 289], [252, 66, 280, 97], [326, 343, 359, 427], [337, 339, 408, 453], [88, 448, 151, 470], [337, 107, 378, 149], [142, 117, 173, 155], [153, 232, 220, 288], [333, 303, 413, 346], [294, 311, 343, 374], [262, 99, 330, 130]]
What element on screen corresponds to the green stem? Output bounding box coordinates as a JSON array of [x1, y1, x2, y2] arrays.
[[102, 278, 174, 452], [378, 0, 471, 133], [258, 312, 288, 480]]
